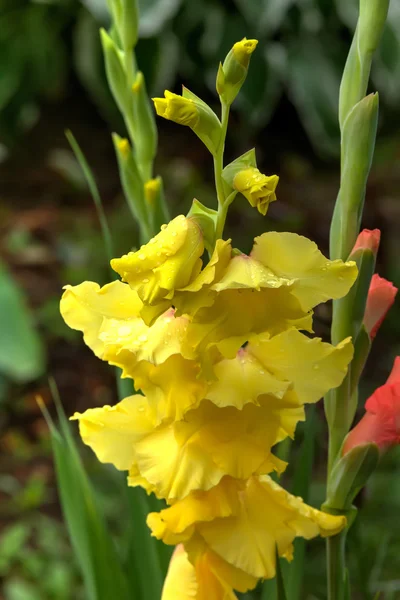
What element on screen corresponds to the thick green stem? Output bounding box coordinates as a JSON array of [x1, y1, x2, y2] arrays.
[[327, 531, 347, 600]]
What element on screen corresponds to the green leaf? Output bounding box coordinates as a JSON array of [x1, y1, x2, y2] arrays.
[[66, 130, 115, 266], [47, 381, 131, 600], [0, 262, 44, 382], [122, 486, 169, 599]]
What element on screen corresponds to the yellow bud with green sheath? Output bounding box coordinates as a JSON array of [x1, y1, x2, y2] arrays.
[[153, 88, 222, 155], [217, 38, 258, 105], [222, 149, 279, 216]]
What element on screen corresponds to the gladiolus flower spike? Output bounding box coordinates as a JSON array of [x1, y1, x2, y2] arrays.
[[61, 210, 357, 596], [60, 39, 361, 599]]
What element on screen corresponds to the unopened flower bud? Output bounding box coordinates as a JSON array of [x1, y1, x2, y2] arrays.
[[363, 274, 397, 339], [153, 89, 221, 155], [217, 38, 258, 105], [351, 228, 381, 255], [343, 357, 400, 453]]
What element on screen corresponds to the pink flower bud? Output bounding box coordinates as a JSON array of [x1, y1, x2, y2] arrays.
[[343, 358, 400, 454], [351, 228, 381, 255], [363, 274, 398, 339]]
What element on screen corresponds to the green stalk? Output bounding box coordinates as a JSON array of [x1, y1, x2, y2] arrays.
[[327, 532, 347, 600], [214, 101, 231, 239]]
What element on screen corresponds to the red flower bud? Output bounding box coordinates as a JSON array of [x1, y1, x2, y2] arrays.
[[343, 358, 400, 454], [363, 274, 397, 339], [351, 228, 381, 255]]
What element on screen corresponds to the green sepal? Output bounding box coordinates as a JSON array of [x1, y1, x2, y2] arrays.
[[221, 148, 257, 188], [107, 0, 138, 51], [132, 71, 158, 174], [332, 247, 376, 345], [350, 325, 371, 397], [187, 199, 218, 253], [181, 87, 222, 155], [100, 29, 131, 118], [112, 133, 150, 241], [324, 443, 379, 513], [120, 0, 139, 51], [330, 93, 379, 260]]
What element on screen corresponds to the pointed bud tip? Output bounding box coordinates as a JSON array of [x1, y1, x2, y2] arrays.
[[364, 273, 398, 338], [352, 228, 381, 254]]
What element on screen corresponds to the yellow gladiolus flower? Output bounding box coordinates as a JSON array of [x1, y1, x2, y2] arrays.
[[111, 215, 204, 307], [148, 475, 346, 585], [153, 91, 199, 128], [233, 168, 279, 215]]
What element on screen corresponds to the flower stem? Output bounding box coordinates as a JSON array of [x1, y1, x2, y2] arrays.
[[327, 530, 347, 600], [214, 101, 231, 240]]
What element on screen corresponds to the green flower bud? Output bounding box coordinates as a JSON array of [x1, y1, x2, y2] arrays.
[[217, 38, 258, 105]]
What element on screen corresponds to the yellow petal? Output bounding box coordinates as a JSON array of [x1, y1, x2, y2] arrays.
[[211, 254, 292, 292], [147, 478, 240, 545], [174, 239, 232, 317], [233, 169, 278, 215], [186, 286, 312, 361], [197, 475, 346, 579], [186, 537, 258, 595], [162, 544, 240, 600], [153, 92, 200, 127], [133, 400, 286, 501], [248, 329, 354, 404], [70, 395, 155, 470], [162, 545, 198, 600], [251, 232, 357, 311], [206, 348, 290, 409], [60, 280, 142, 360], [111, 215, 204, 305], [132, 354, 207, 423], [99, 309, 193, 368]]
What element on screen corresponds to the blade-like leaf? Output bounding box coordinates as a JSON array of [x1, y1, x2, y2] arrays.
[[47, 380, 131, 600], [65, 129, 114, 265]]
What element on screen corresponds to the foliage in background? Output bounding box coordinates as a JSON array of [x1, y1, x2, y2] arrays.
[[2, 0, 400, 155]]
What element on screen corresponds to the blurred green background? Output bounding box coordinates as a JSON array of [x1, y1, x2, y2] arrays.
[[1, 0, 400, 598]]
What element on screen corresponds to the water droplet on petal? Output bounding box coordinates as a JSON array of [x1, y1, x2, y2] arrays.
[[161, 224, 167, 230], [138, 334, 148, 342], [138, 406, 145, 413], [142, 278, 149, 283], [138, 253, 145, 260], [313, 364, 319, 370]]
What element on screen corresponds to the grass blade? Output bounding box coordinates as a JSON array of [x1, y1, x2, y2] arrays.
[[65, 129, 114, 264]]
